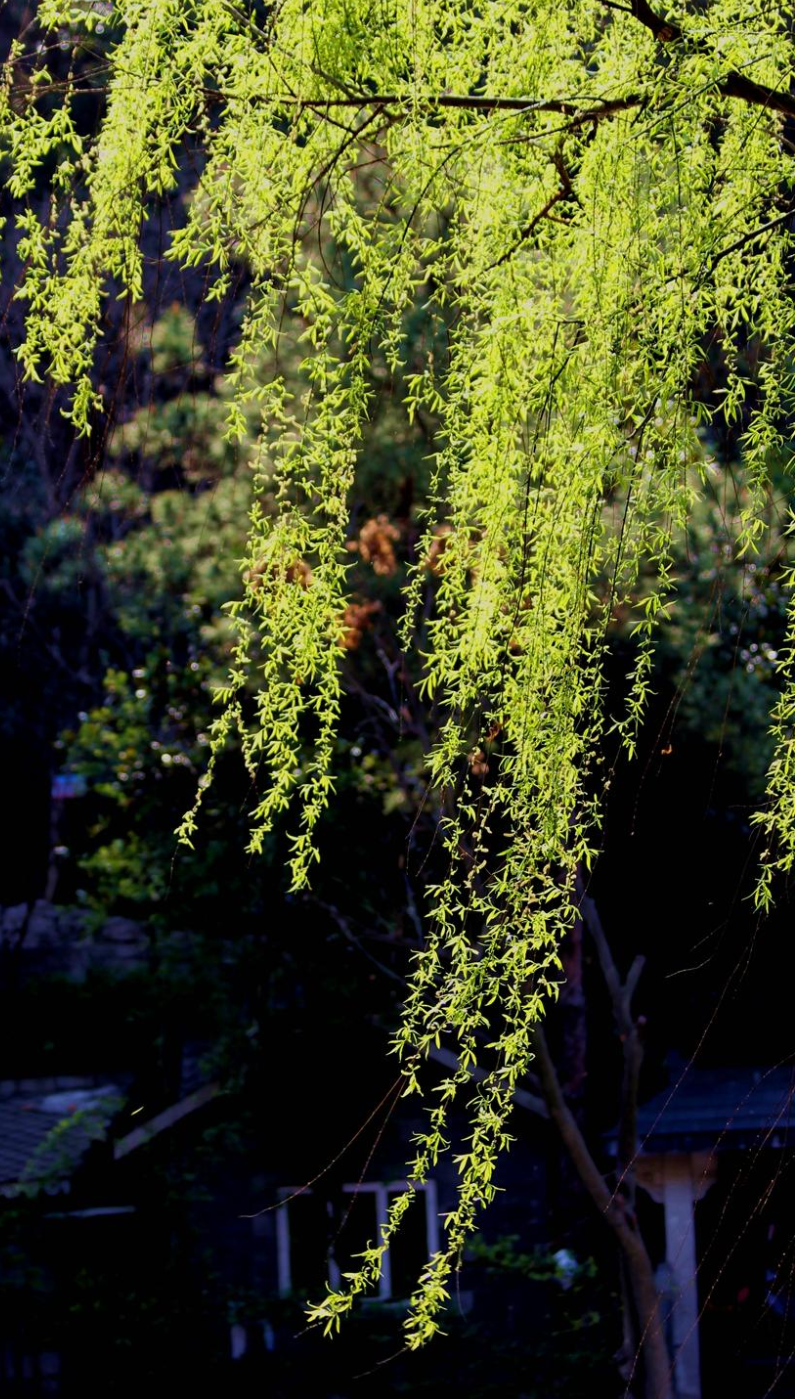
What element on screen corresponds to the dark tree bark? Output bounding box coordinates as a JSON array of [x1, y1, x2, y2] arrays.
[[533, 1022, 671, 1399], [531, 880, 672, 1399]]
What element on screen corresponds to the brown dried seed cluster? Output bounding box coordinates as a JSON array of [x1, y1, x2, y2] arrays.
[[245, 556, 313, 590], [283, 558, 314, 587], [340, 598, 382, 650], [348, 514, 400, 576], [425, 523, 451, 575], [468, 747, 489, 778]]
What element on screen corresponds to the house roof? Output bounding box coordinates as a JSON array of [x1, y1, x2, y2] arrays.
[[0, 1083, 122, 1197], [0, 1045, 218, 1197], [630, 1066, 795, 1154]]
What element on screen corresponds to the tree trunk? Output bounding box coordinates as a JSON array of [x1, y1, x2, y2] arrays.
[[533, 1024, 673, 1399]]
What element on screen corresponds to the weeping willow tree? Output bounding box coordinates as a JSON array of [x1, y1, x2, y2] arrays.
[[5, 0, 795, 1362]]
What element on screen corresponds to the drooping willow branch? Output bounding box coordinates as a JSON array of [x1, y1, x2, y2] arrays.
[[2, 0, 795, 1348]]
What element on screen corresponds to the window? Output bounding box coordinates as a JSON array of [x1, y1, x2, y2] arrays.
[[276, 1181, 439, 1301], [275, 1189, 332, 1297]]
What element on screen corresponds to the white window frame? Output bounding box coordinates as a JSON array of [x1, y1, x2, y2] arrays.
[[275, 1180, 439, 1302], [330, 1180, 439, 1300], [275, 1186, 333, 1297], [275, 1187, 295, 1297]]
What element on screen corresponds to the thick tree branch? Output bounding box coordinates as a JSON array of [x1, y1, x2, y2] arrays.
[[210, 73, 795, 127], [533, 1022, 616, 1217], [625, 0, 682, 43], [611, 0, 795, 118], [318, 77, 792, 125], [580, 889, 646, 1178], [719, 72, 795, 120], [228, 93, 640, 118]]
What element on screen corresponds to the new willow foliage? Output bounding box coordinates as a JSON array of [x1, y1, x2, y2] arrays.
[[5, 0, 795, 1345]]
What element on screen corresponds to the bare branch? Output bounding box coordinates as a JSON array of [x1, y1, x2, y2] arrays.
[[624, 954, 646, 1010], [581, 892, 623, 1020], [579, 888, 646, 1179]]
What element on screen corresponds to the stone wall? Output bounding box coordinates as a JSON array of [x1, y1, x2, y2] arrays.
[[0, 900, 150, 980]]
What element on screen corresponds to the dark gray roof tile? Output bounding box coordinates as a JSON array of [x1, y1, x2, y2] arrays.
[[0, 1085, 122, 1194], [631, 1068, 795, 1152]]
